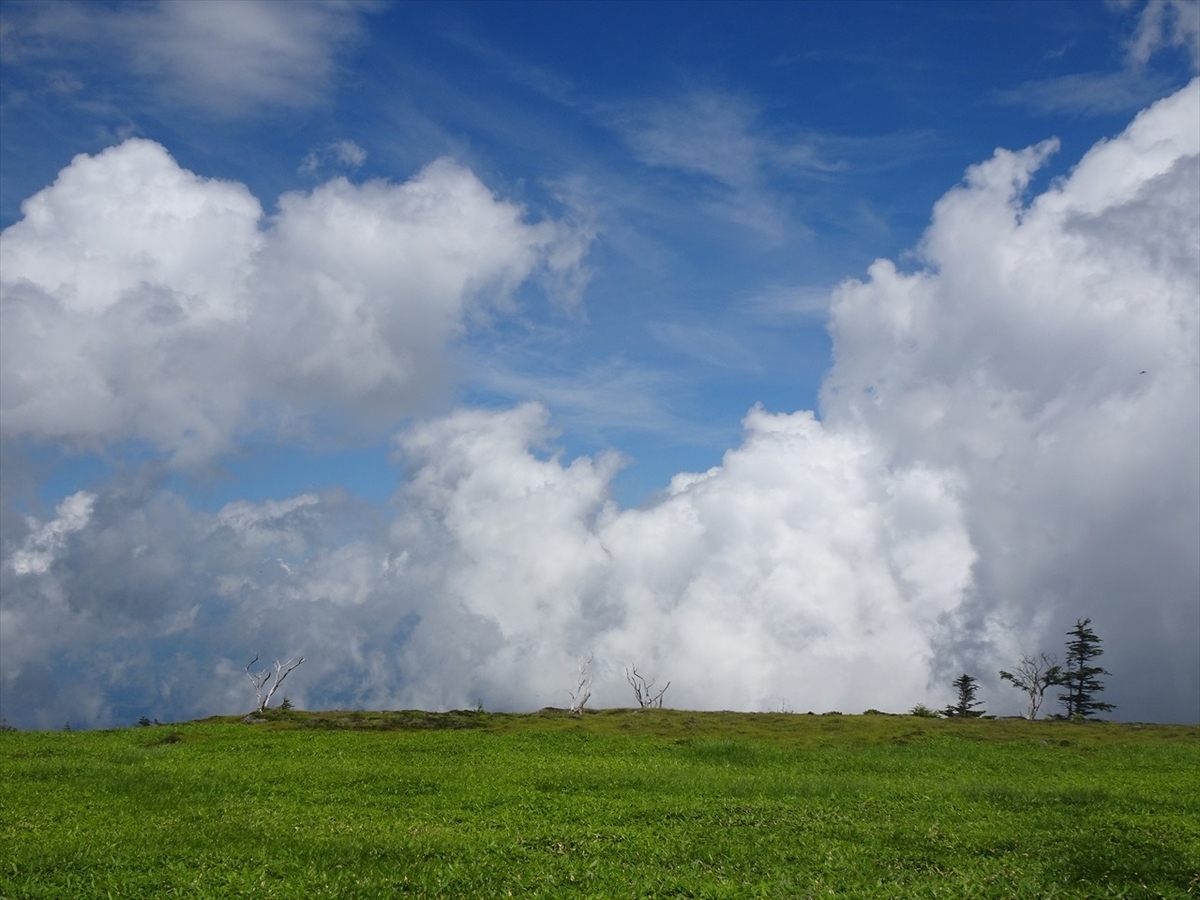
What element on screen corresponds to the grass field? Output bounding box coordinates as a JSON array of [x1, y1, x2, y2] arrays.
[[1, 708, 1197, 899]]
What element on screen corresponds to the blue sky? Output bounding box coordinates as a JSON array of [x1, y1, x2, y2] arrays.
[[5, 0, 1189, 508], [1, 1, 1198, 728]]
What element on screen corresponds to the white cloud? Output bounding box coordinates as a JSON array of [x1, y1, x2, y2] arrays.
[[9, 491, 94, 576], [647, 321, 764, 373], [2, 82, 1196, 728], [995, 0, 1198, 116], [1128, 0, 1200, 69], [994, 69, 1176, 115], [382, 403, 974, 714], [824, 78, 1200, 719], [0, 483, 393, 729], [403, 81, 1200, 723], [614, 92, 764, 189], [2, 0, 377, 115], [0, 403, 974, 726], [606, 90, 839, 238], [300, 139, 368, 175], [0, 139, 585, 462], [739, 282, 835, 322], [469, 357, 725, 448], [129, 0, 369, 113]]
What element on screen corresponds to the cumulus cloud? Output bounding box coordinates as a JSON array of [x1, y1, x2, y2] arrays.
[[0, 139, 585, 461], [1, 403, 972, 727], [2, 82, 1197, 729], [824, 79, 1200, 720], [0, 481, 392, 729], [383, 403, 974, 713]]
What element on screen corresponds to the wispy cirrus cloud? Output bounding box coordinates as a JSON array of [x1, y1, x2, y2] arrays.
[[993, 68, 1177, 116], [440, 27, 579, 108], [300, 139, 368, 175], [1126, 0, 1200, 69], [1, 0, 381, 116], [601, 89, 937, 242], [602, 90, 846, 236], [995, 0, 1197, 116], [466, 357, 712, 446], [646, 322, 764, 374], [611, 92, 767, 188]]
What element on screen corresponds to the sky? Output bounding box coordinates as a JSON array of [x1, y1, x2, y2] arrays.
[[0, 0, 1197, 729]]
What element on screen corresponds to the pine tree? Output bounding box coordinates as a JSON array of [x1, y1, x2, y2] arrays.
[[942, 673, 985, 718], [1058, 617, 1115, 719]]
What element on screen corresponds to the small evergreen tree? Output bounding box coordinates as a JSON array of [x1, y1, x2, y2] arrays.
[[943, 673, 985, 718], [1058, 617, 1115, 719]]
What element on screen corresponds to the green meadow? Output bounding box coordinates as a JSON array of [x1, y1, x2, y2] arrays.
[[2, 709, 1197, 899]]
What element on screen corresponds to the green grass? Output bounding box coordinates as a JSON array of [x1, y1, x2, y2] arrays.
[[2, 709, 1197, 898]]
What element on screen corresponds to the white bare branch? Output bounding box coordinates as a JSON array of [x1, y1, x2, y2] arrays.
[[626, 665, 670, 709], [568, 654, 594, 717], [245, 656, 270, 711], [246, 655, 306, 714], [999, 652, 1061, 720]]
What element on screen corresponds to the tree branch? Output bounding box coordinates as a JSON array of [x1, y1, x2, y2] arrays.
[[626, 665, 670, 709], [569, 654, 593, 717], [246, 655, 305, 714]]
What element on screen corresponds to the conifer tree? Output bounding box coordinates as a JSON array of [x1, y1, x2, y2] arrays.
[[942, 673, 985, 718], [1058, 618, 1115, 719]]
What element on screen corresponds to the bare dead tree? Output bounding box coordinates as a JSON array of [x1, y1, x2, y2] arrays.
[[245, 657, 271, 710], [568, 654, 593, 717], [245, 656, 305, 714], [626, 665, 670, 709], [999, 652, 1061, 720]]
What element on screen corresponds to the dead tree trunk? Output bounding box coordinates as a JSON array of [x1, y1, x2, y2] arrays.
[[568, 654, 593, 717], [245, 656, 305, 714], [626, 665, 670, 709]]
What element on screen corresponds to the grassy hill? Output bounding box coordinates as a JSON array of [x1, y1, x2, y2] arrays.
[[2, 709, 1197, 898]]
